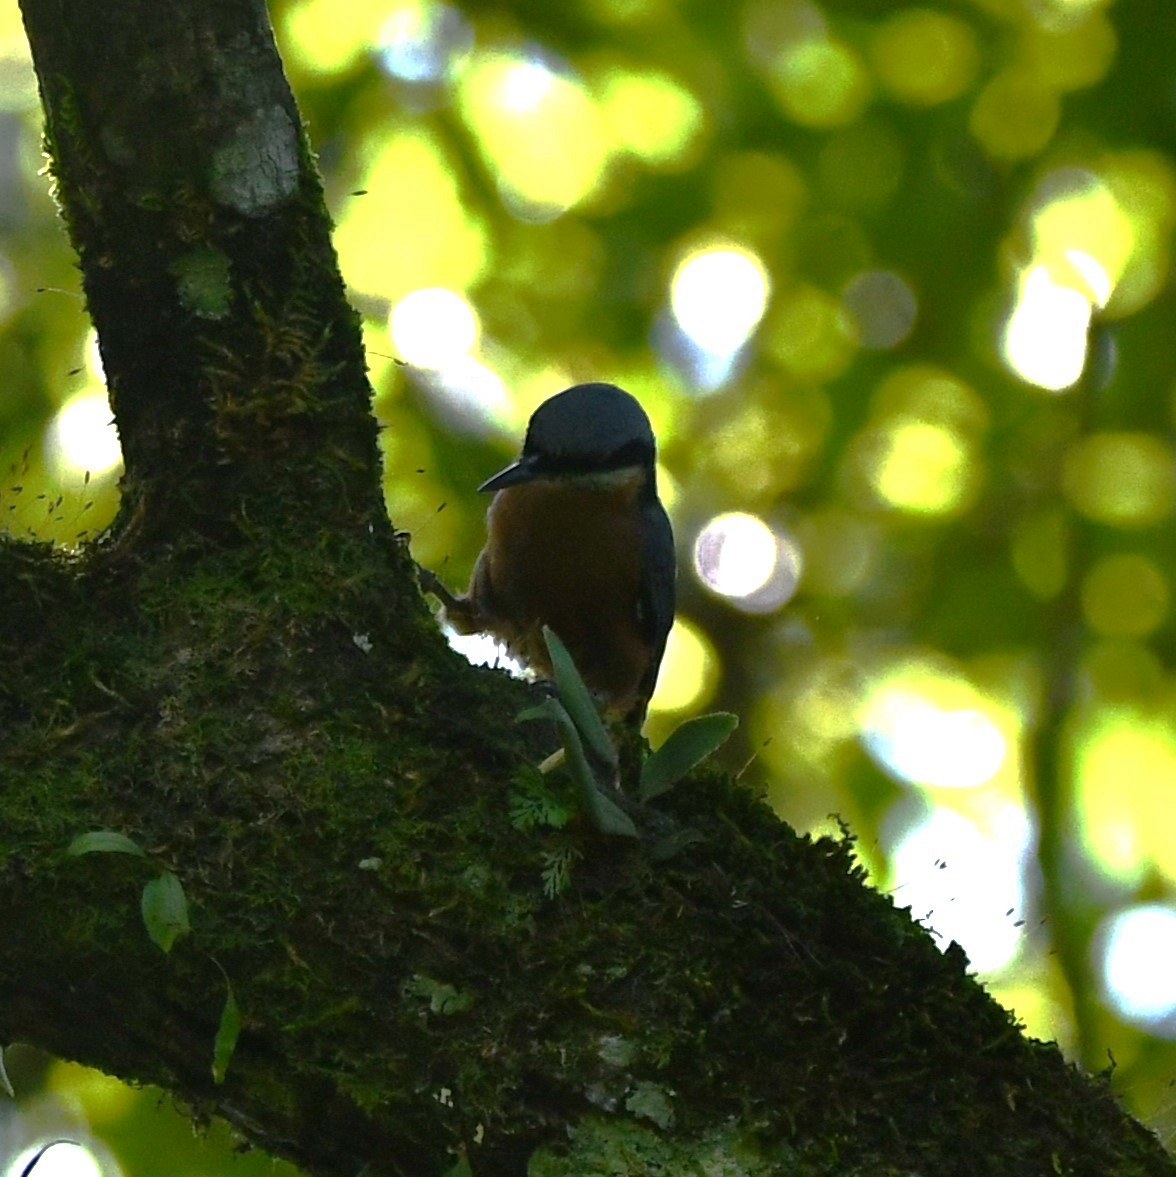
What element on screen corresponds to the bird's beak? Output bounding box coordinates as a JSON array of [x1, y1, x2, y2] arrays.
[[478, 455, 540, 493]]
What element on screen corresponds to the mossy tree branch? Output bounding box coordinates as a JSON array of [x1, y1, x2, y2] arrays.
[[1, 1, 1173, 1176]]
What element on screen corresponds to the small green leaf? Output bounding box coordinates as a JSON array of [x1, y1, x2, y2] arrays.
[[540, 845, 581, 897], [404, 974, 474, 1015], [509, 774, 573, 831], [141, 871, 191, 953], [626, 1080, 675, 1130], [639, 712, 739, 802], [522, 696, 637, 838], [67, 831, 147, 857], [583, 777, 639, 839], [542, 626, 617, 771], [212, 981, 241, 1085]]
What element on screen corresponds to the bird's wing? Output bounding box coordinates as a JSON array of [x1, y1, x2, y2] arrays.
[[636, 497, 676, 704]]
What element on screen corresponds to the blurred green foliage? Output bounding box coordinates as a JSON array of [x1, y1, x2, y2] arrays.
[[7, 0, 1176, 1169]]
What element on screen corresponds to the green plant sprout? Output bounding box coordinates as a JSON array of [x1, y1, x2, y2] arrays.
[[66, 830, 240, 1083], [516, 628, 738, 838]]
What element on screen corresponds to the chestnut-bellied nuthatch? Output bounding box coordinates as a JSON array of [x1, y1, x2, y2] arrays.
[[429, 382, 676, 722]]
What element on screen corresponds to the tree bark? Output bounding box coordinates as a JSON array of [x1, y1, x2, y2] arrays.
[[2, 1, 1173, 1175]]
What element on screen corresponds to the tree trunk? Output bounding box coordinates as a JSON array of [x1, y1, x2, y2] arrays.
[[1, 1, 1172, 1175]]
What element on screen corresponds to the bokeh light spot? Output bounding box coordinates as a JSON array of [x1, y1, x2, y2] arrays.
[[1011, 509, 1069, 600], [861, 664, 1011, 789], [335, 129, 488, 302], [1081, 553, 1168, 638], [0, 15, 36, 111], [1025, 10, 1117, 93], [1001, 169, 1137, 393], [1073, 711, 1176, 884], [417, 358, 511, 436], [282, 0, 388, 75], [45, 391, 123, 480], [863, 420, 973, 515], [697, 394, 830, 499], [1102, 150, 1176, 315], [785, 656, 863, 748], [1032, 170, 1133, 306], [765, 285, 857, 380], [841, 269, 918, 349], [1001, 265, 1092, 392], [770, 38, 871, 128], [693, 512, 802, 613], [864, 699, 1006, 790], [1097, 905, 1176, 1031], [1063, 432, 1176, 528], [969, 70, 1060, 161], [669, 245, 770, 358], [650, 615, 717, 713], [500, 59, 554, 112], [872, 365, 988, 434], [459, 51, 609, 219], [47, 1060, 136, 1124], [597, 67, 704, 166], [1083, 639, 1165, 705], [886, 801, 1031, 974], [389, 287, 479, 369], [694, 512, 774, 598], [872, 9, 979, 107], [1066, 249, 1112, 307], [376, 1, 471, 84]]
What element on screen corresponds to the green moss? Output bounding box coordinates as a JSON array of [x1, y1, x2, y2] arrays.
[[170, 247, 234, 320], [529, 1118, 780, 1176]]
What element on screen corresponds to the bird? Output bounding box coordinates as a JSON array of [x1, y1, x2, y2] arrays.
[[428, 382, 676, 723]]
